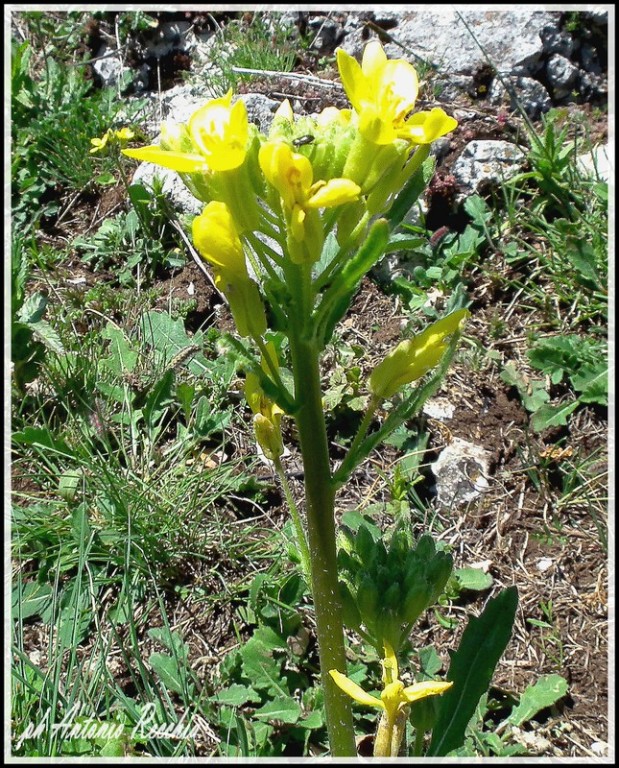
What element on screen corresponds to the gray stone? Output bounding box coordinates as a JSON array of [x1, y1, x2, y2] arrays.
[[341, 9, 559, 80], [238, 93, 280, 134], [430, 437, 492, 508], [540, 24, 575, 58], [546, 54, 580, 99], [489, 76, 552, 120], [451, 140, 526, 201], [92, 43, 132, 88], [307, 17, 340, 52], [580, 42, 603, 74]]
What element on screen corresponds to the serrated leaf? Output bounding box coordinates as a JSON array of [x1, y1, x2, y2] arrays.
[[530, 400, 580, 431], [252, 698, 302, 724], [139, 310, 209, 377], [428, 587, 518, 756], [214, 684, 262, 707], [30, 319, 65, 355], [570, 363, 608, 405], [149, 652, 185, 694], [12, 581, 54, 620], [18, 292, 47, 324], [100, 323, 138, 375], [454, 567, 494, 592], [505, 674, 568, 727]]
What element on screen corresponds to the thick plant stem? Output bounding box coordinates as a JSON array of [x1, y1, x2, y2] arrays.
[[289, 333, 357, 757]]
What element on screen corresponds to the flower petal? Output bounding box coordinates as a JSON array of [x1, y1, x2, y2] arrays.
[[402, 680, 454, 703], [122, 146, 208, 173], [306, 178, 360, 208], [329, 670, 385, 709], [401, 108, 458, 144]]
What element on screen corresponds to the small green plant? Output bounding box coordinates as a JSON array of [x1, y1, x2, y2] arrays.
[[73, 179, 185, 284], [527, 601, 565, 671], [206, 13, 299, 93], [11, 234, 65, 392], [118, 37, 523, 758]]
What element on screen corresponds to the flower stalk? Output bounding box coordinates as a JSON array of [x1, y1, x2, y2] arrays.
[[288, 331, 356, 756]]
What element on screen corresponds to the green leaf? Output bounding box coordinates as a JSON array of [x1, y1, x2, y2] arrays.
[[428, 587, 518, 756], [384, 233, 426, 253], [530, 400, 580, 431], [140, 310, 209, 377], [505, 674, 568, 727], [386, 152, 435, 229], [95, 172, 117, 186], [454, 567, 494, 592], [214, 684, 262, 707], [30, 319, 65, 355], [18, 292, 47, 324], [100, 323, 138, 375], [144, 369, 175, 430], [58, 467, 84, 502], [176, 381, 195, 422], [12, 426, 73, 457], [570, 362, 608, 405], [12, 580, 54, 620], [314, 219, 390, 348], [252, 698, 302, 725], [149, 652, 185, 695]]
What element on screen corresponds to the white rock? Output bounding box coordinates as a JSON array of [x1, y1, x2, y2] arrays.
[[430, 437, 492, 507], [546, 53, 580, 99], [489, 76, 552, 119], [577, 143, 611, 182], [130, 164, 203, 217], [423, 397, 456, 420], [536, 557, 554, 572], [92, 43, 132, 88], [452, 140, 526, 201], [342, 9, 558, 79]]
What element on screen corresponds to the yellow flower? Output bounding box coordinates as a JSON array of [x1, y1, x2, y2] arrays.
[[329, 642, 452, 757], [122, 90, 249, 173], [336, 40, 457, 145], [192, 201, 248, 280], [369, 309, 469, 399], [259, 141, 360, 261], [114, 127, 135, 142], [260, 141, 359, 212], [188, 90, 249, 171], [90, 130, 111, 154], [192, 202, 266, 339], [245, 354, 284, 460]]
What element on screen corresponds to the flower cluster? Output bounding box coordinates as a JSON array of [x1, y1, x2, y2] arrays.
[[122, 40, 460, 458], [90, 127, 135, 154]]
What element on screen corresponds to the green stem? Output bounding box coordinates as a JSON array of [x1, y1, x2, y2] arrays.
[[288, 332, 356, 757], [273, 456, 311, 581]]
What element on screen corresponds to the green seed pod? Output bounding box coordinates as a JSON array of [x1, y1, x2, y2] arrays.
[[409, 695, 440, 734], [339, 580, 362, 630], [357, 574, 380, 624], [415, 534, 437, 561], [427, 553, 454, 604], [384, 582, 401, 611], [402, 582, 430, 625]]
